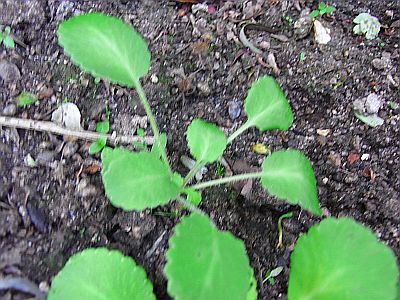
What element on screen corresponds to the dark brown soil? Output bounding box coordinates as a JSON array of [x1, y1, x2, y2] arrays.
[[0, 0, 399, 299]]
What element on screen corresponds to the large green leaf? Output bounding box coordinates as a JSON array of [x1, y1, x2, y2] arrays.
[[288, 218, 399, 300], [165, 213, 255, 300], [261, 149, 321, 215], [186, 119, 227, 163], [245, 76, 293, 131], [101, 147, 181, 210], [48, 248, 156, 300], [57, 13, 150, 86]]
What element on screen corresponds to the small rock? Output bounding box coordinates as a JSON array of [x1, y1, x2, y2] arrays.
[[150, 74, 159, 84], [0, 61, 21, 83], [327, 153, 341, 167], [37, 87, 54, 100], [294, 10, 313, 40], [27, 202, 47, 232], [361, 153, 370, 161], [314, 20, 331, 45], [77, 178, 97, 197], [197, 82, 210, 96], [227, 101, 241, 120], [36, 151, 56, 166], [51, 102, 82, 130], [316, 129, 330, 137], [364, 93, 382, 114], [371, 58, 388, 70], [2, 103, 17, 116], [62, 142, 78, 158]]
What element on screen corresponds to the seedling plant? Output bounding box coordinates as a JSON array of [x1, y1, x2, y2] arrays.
[[309, 2, 336, 19], [47, 13, 398, 300], [0, 26, 15, 49]]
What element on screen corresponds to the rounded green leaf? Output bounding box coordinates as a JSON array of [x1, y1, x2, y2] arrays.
[[245, 76, 293, 131], [261, 149, 321, 215], [101, 147, 181, 210], [165, 213, 254, 300], [288, 218, 399, 300], [186, 119, 227, 163], [48, 248, 156, 300], [57, 13, 150, 86]]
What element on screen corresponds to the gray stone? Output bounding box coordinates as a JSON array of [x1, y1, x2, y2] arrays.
[[0, 0, 45, 26], [0, 61, 21, 83], [2, 103, 17, 116], [365, 93, 382, 114], [371, 58, 388, 70]]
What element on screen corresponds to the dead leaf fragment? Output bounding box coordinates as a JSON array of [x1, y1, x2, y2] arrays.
[[252, 143, 271, 155], [347, 153, 360, 166]]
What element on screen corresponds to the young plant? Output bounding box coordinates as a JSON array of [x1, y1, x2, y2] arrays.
[[353, 13, 381, 40], [51, 13, 399, 299], [89, 107, 110, 155], [309, 2, 336, 19], [0, 26, 15, 49]]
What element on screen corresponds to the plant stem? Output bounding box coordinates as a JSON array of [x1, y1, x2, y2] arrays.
[[176, 196, 208, 218], [133, 80, 172, 175], [183, 160, 204, 186], [189, 171, 263, 190], [227, 121, 252, 144]]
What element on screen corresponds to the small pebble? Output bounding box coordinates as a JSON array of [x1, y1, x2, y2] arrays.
[[36, 151, 56, 166], [361, 153, 370, 161], [371, 58, 388, 70], [365, 93, 382, 114], [0, 61, 21, 83], [2, 103, 17, 116], [62, 142, 78, 158], [227, 101, 241, 120], [150, 74, 159, 84]]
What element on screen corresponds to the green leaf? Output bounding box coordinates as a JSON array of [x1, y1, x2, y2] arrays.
[[89, 137, 106, 155], [247, 272, 258, 300], [16, 92, 37, 107], [136, 128, 145, 137], [57, 13, 150, 86], [261, 149, 321, 215], [354, 111, 384, 127], [244, 76, 293, 131], [165, 213, 254, 300], [151, 132, 167, 158], [96, 121, 109, 133], [309, 10, 320, 18], [318, 2, 327, 10], [101, 148, 180, 210], [183, 188, 202, 206], [186, 119, 227, 163], [288, 218, 399, 300], [4, 26, 11, 34], [325, 6, 336, 14], [48, 248, 156, 300], [3, 35, 14, 48]]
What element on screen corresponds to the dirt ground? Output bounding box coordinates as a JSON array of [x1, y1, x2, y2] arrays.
[[0, 0, 399, 299]]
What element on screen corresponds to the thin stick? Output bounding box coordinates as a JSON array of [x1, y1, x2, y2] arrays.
[[0, 116, 154, 146]]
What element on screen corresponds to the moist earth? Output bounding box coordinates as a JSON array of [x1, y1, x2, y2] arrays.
[[0, 0, 399, 299]]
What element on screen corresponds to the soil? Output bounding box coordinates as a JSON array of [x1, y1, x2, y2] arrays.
[[0, 0, 399, 299]]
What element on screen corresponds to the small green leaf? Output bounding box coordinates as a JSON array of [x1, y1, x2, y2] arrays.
[[318, 2, 326, 10], [151, 132, 167, 158], [48, 248, 156, 300], [245, 76, 293, 132], [309, 10, 320, 18], [165, 213, 254, 300], [261, 149, 321, 215], [95, 121, 109, 133], [136, 128, 145, 137], [3, 35, 14, 48], [263, 266, 284, 284], [16, 92, 37, 107], [354, 111, 384, 127], [325, 6, 336, 14], [288, 218, 399, 300], [4, 26, 11, 34], [183, 188, 202, 206], [89, 137, 106, 155], [57, 13, 150, 86], [186, 119, 227, 163], [101, 148, 180, 210]]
